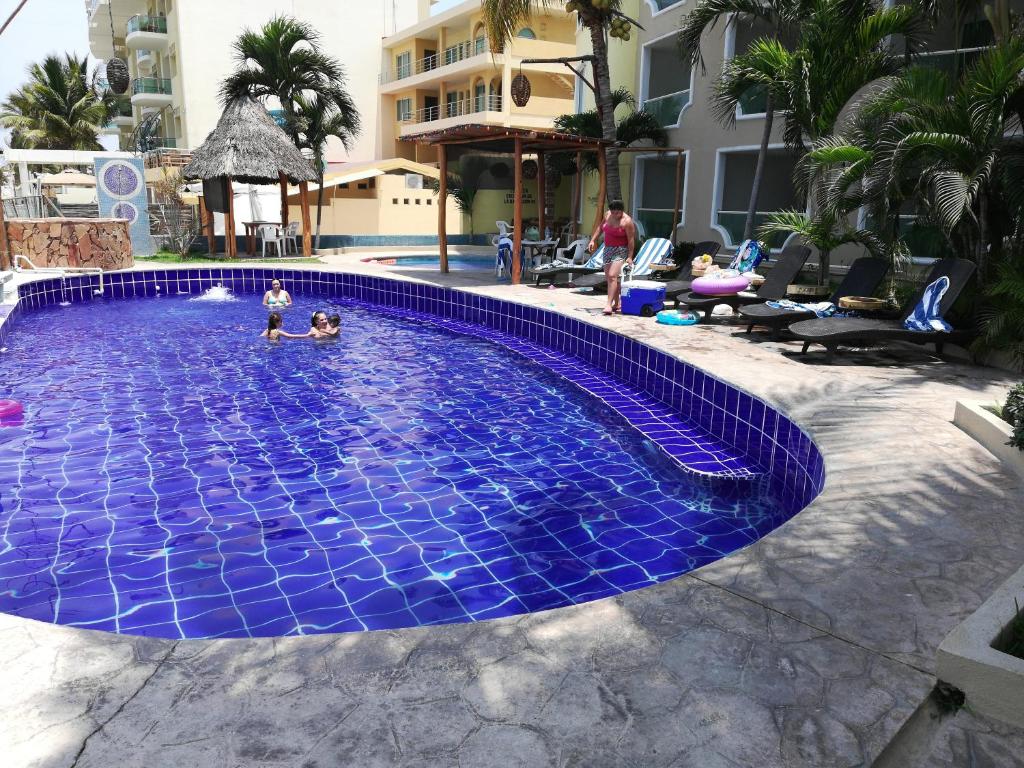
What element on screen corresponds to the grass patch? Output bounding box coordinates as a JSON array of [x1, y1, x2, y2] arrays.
[[137, 251, 322, 265]]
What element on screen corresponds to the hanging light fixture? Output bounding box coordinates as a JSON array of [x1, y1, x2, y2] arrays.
[[104, 1, 129, 94], [511, 67, 531, 108]]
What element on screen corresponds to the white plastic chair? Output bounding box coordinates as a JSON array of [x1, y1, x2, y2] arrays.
[[283, 222, 300, 255], [258, 225, 285, 258], [554, 238, 588, 265], [496, 220, 514, 236]]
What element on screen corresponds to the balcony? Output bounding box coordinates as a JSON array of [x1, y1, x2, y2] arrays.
[[642, 90, 691, 128], [126, 15, 168, 50], [136, 48, 155, 71], [131, 77, 173, 108], [105, 97, 134, 130], [380, 37, 488, 86], [400, 94, 503, 126]]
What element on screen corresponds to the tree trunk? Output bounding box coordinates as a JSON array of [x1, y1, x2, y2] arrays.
[[978, 192, 989, 284], [818, 247, 831, 288], [314, 172, 324, 252], [743, 91, 774, 242], [588, 22, 620, 204]]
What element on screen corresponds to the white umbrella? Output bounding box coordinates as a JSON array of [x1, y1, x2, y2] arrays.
[[248, 184, 263, 221]]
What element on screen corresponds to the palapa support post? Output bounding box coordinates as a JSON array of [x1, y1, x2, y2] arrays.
[[671, 150, 684, 243], [279, 172, 289, 229], [536, 151, 546, 244], [198, 195, 214, 256], [571, 150, 583, 242], [438, 144, 449, 274], [593, 144, 607, 237], [512, 136, 524, 285], [299, 181, 312, 257], [225, 177, 237, 258]]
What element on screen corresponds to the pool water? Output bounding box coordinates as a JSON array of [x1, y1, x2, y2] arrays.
[[376, 255, 492, 270], [0, 293, 788, 638]]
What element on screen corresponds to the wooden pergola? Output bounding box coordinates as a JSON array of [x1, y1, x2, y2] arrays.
[[181, 97, 317, 258], [405, 125, 612, 284]]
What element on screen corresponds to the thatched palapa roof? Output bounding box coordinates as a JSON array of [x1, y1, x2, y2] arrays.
[[181, 96, 317, 185]]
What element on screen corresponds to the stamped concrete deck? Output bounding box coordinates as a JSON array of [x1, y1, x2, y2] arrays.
[[3, 255, 1024, 767]]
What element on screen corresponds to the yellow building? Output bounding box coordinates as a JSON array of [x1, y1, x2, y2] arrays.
[[377, 0, 579, 165]]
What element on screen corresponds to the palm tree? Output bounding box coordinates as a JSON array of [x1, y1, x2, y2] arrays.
[[552, 88, 668, 171], [482, 0, 638, 202], [0, 54, 115, 150], [758, 136, 888, 284], [678, 0, 802, 242], [865, 39, 1024, 282], [221, 16, 360, 248], [680, 0, 928, 242]]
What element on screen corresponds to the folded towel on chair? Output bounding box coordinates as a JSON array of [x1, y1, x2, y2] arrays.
[[904, 276, 952, 332], [765, 299, 836, 317]]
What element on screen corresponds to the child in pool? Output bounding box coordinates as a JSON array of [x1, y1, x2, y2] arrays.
[[262, 312, 305, 340], [324, 314, 341, 337], [262, 312, 285, 340]]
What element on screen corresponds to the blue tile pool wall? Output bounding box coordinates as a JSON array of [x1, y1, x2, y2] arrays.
[[13, 268, 826, 514]]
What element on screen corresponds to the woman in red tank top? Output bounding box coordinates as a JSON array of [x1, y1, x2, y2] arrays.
[[588, 199, 636, 315]]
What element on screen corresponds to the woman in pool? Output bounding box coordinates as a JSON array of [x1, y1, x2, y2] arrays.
[[306, 311, 337, 339], [263, 279, 292, 308], [588, 199, 636, 316]]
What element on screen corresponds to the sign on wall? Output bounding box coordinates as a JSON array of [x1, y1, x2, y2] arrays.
[[95, 157, 155, 256]]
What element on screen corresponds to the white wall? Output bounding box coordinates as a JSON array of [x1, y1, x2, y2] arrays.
[[174, 0, 417, 162]]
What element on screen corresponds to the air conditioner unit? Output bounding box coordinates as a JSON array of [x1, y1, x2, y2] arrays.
[[405, 174, 424, 190]]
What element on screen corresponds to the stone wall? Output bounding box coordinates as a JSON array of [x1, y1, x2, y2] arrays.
[[4, 218, 133, 271]]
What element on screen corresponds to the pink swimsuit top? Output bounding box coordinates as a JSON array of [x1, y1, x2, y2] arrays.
[[602, 219, 628, 247]]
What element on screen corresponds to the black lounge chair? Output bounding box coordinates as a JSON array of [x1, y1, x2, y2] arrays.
[[739, 256, 890, 339], [674, 244, 812, 318], [788, 256, 976, 362], [532, 243, 605, 286]]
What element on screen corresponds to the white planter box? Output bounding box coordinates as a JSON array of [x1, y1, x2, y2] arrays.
[[937, 562, 1024, 728], [953, 400, 1024, 480]]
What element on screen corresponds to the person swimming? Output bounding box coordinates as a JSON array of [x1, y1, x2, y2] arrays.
[[306, 311, 335, 339], [261, 312, 284, 340], [323, 314, 341, 337], [263, 279, 292, 308]]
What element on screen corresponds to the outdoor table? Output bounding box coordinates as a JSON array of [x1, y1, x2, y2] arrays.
[[243, 221, 282, 256], [521, 239, 558, 274]]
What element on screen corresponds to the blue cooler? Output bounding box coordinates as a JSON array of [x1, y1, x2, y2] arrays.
[[621, 279, 666, 316]]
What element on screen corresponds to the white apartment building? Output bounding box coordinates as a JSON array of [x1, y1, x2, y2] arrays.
[[86, 0, 417, 162]]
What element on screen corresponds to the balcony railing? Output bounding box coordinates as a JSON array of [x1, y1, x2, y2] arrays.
[[110, 97, 133, 118], [400, 94, 503, 125], [380, 37, 489, 84], [132, 77, 172, 96], [716, 210, 790, 248], [642, 90, 690, 128], [127, 14, 168, 35]]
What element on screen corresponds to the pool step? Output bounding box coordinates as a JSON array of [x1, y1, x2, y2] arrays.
[[411, 310, 764, 481]]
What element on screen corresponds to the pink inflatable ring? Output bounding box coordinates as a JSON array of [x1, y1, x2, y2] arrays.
[[691, 272, 751, 296], [0, 400, 24, 421]]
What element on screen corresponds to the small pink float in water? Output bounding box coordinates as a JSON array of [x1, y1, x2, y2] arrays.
[[691, 271, 751, 296], [0, 400, 24, 423]]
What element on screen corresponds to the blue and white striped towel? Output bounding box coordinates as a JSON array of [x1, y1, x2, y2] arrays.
[[904, 276, 951, 332], [765, 299, 836, 317]]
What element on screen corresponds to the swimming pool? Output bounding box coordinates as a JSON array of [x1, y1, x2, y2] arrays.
[[367, 255, 492, 270], [0, 269, 824, 639]]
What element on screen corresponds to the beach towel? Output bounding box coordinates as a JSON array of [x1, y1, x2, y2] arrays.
[[903, 276, 952, 332]]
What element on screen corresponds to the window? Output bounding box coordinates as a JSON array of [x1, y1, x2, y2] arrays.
[[395, 52, 411, 80], [648, 0, 684, 10], [516, 28, 537, 39], [715, 149, 798, 247], [727, 17, 797, 115], [357, 182, 368, 189], [642, 34, 693, 128], [396, 98, 412, 122], [635, 155, 686, 238], [474, 83, 486, 112]]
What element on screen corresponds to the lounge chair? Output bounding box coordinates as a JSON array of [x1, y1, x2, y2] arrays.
[[788, 257, 976, 362], [739, 256, 890, 339], [571, 237, 674, 291], [532, 244, 605, 286], [674, 244, 812, 317]]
